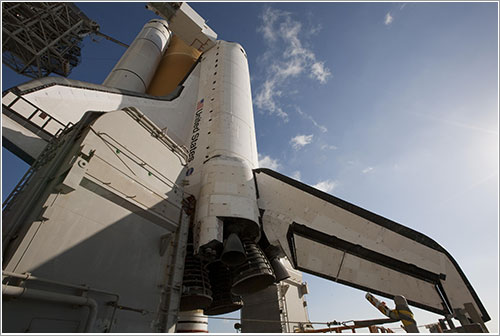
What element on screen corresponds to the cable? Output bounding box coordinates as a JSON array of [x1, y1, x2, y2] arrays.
[[207, 315, 330, 326], [388, 323, 427, 331], [207, 315, 406, 329]]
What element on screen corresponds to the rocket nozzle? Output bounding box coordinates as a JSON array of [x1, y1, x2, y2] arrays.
[[205, 261, 243, 316], [179, 242, 213, 311], [270, 257, 290, 283], [231, 239, 276, 295], [221, 233, 247, 266]]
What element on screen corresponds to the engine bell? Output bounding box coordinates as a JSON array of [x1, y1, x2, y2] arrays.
[[220, 232, 247, 266], [270, 257, 290, 283], [205, 261, 244, 315], [231, 239, 276, 295]]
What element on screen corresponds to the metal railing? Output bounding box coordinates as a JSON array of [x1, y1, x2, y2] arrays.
[[2, 90, 67, 139]]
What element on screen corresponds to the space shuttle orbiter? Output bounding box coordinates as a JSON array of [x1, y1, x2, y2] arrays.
[[2, 2, 489, 333]]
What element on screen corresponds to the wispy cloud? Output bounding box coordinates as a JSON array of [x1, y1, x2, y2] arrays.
[[255, 79, 289, 121], [410, 111, 498, 135], [311, 61, 330, 84], [291, 134, 314, 150], [439, 170, 498, 206], [309, 23, 323, 36], [258, 154, 281, 170], [313, 179, 337, 193], [384, 12, 393, 25], [255, 7, 331, 121], [296, 107, 327, 133], [259, 6, 284, 42], [362, 167, 374, 174], [292, 170, 302, 181], [321, 144, 337, 151], [384, 4, 408, 25]]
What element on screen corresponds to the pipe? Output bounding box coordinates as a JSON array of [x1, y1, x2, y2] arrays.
[[3, 284, 98, 332], [3, 270, 119, 332], [2, 270, 118, 299]]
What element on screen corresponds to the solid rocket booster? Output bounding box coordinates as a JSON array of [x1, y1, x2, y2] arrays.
[[103, 19, 172, 92]]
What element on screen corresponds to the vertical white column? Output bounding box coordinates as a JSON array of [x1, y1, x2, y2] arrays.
[[186, 41, 260, 254], [103, 19, 171, 92]]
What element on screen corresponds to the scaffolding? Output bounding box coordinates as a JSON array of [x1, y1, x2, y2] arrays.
[[2, 2, 99, 78]]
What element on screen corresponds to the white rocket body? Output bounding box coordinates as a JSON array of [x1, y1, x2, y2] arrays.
[[183, 41, 260, 254], [103, 19, 172, 92], [101, 19, 263, 254]]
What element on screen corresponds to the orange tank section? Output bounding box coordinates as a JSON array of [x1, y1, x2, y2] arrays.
[[146, 34, 202, 96]]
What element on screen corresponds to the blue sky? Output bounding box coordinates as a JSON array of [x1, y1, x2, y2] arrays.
[[2, 2, 498, 333]]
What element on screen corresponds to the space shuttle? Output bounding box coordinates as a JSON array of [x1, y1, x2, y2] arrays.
[[2, 3, 489, 333]]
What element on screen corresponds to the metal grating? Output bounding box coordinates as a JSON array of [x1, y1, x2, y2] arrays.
[[2, 2, 99, 78]]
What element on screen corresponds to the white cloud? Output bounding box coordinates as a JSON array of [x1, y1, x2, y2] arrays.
[[259, 6, 287, 42], [292, 171, 302, 181], [290, 134, 314, 150], [313, 179, 337, 193], [362, 167, 374, 174], [255, 79, 289, 122], [410, 111, 498, 135], [308, 23, 323, 36], [276, 57, 304, 78], [321, 144, 337, 150], [258, 154, 281, 170], [384, 12, 393, 25], [296, 107, 327, 133], [310, 61, 331, 84], [255, 7, 331, 120]]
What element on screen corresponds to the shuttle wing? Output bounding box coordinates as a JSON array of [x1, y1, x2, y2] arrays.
[[2, 71, 199, 163], [254, 168, 489, 322]]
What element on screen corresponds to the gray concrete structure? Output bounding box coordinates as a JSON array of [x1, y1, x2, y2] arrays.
[[3, 109, 189, 332]]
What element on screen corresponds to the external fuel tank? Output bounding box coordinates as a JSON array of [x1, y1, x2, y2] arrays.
[[147, 35, 202, 96]]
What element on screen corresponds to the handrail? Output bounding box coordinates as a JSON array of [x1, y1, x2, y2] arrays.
[[3, 92, 67, 131], [3, 271, 120, 332]]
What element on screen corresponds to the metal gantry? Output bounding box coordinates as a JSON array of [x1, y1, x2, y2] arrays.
[[2, 2, 99, 78]]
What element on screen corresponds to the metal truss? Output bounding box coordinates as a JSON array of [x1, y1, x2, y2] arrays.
[[2, 2, 99, 78]]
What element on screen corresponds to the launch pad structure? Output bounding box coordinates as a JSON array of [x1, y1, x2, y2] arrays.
[[2, 2, 127, 79], [1, 2, 491, 334], [2, 3, 99, 78]]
